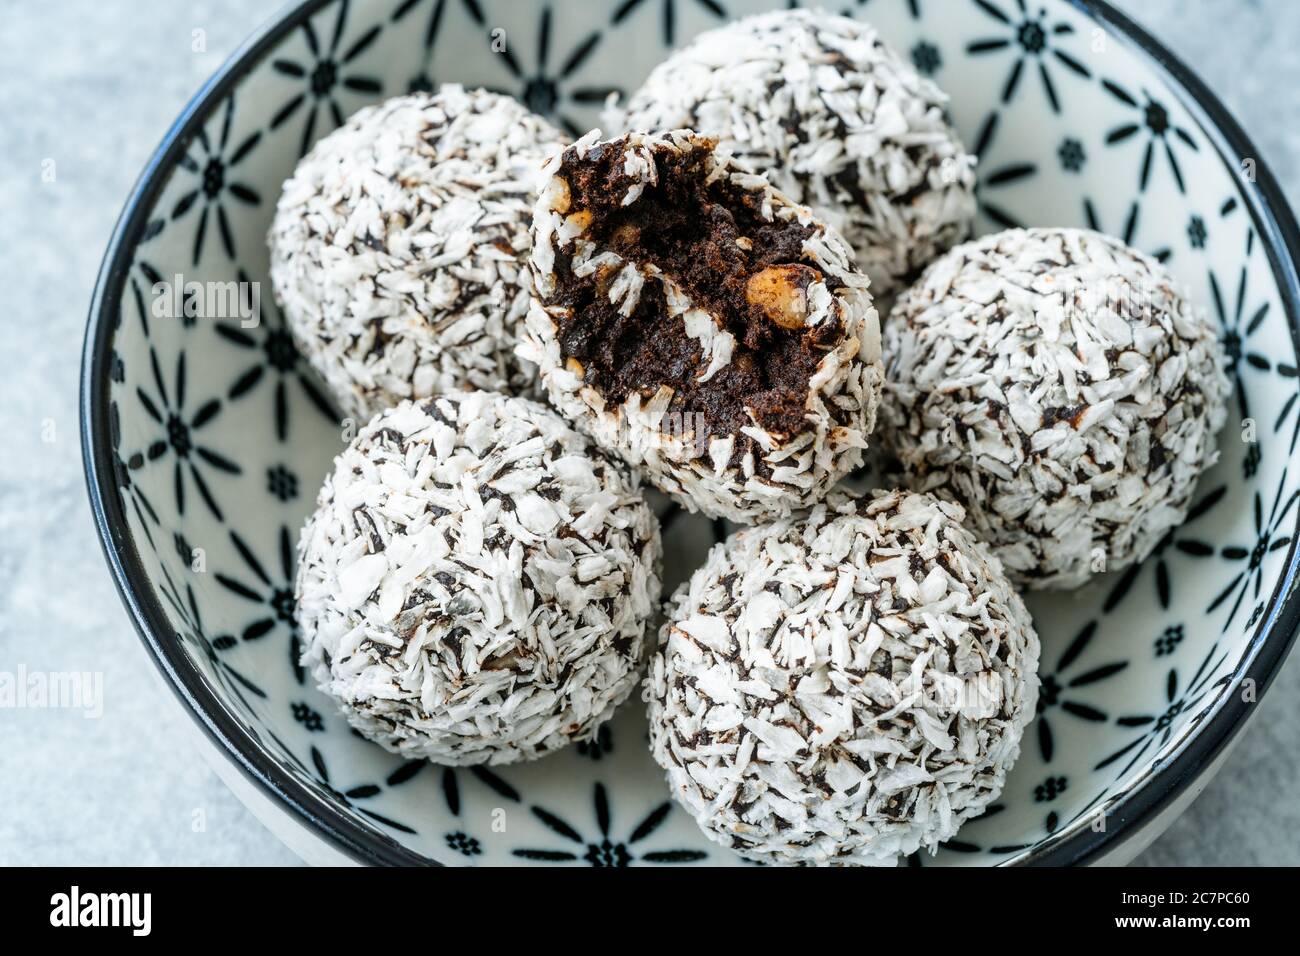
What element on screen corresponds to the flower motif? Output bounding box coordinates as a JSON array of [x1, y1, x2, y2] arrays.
[[1057, 136, 1085, 172], [514, 783, 706, 865], [911, 41, 941, 75], [1033, 776, 1067, 802], [216, 271, 339, 441], [109, 398, 162, 551], [446, 831, 482, 856], [304, 746, 418, 834], [1211, 236, 1276, 427], [171, 95, 262, 266], [391, 0, 485, 94], [977, 159, 1036, 229], [1101, 78, 1199, 193], [215, 525, 302, 680], [1033, 620, 1128, 762], [1102, 484, 1226, 613], [492, 7, 618, 137], [1187, 214, 1207, 249], [267, 464, 300, 502], [966, 0, 1092, 113], [1098, 643, 1233, 778], [134, 347, 242, 521], [1081, 197, 1171, 264], [1243, 441, 1262, 480], [1207, 468, 1298, 632], [270, 0, 384, 157], [292, 701, 324, 732], [157, 565, 266, 712], [1154, 625, 1184, 658], [610, 0, 727, 47], [173, 530, 195, 571]]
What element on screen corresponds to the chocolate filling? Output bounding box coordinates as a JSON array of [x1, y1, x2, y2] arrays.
[[546, 138, 846, 452]]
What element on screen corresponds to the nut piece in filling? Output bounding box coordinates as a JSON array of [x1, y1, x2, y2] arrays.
[[295, 391, 662, 765], [521, 129, 883, 524], [645, 489, 1040, 866], [880, 227, 1231, 589], [609, 9, 977, 297], [268, 86, 569, 422]]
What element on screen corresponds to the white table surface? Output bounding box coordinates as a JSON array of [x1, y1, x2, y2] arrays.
[[2, 0, 1298, 866]]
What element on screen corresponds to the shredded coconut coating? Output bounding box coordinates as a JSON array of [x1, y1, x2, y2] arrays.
[[269, 87, 568, 421], [296, 392, 662, 765], [521, 128, 884, 524], [646, 489, 1039, 866], [609, 9, 977, 296], [880, 228, 1231, 589]]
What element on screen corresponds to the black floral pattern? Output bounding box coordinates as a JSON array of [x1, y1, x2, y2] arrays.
[[109, 399, 162, 551], [514, 784, 706, 865], [215, 525, 303, 681], [611, 0, 727, 47], [911, 40, 942, 75], [391, 0, 485, 93], [1154, 625, 1184, 657], [1098, 643, 1233, 778], [1057, 136, 1085, 172], [1101, 78, 1199, 193], [135, 347, 242, 521], [966, 0, 1091, 112], [292, 701, 325, 732], [216, 272, 338, 441], [1033, 620, 1127, 763], [157, 565, 265, 711], [1081, 197, 1171, 263], [171, 95, 262, 266], [305, 746, 418, 834], [271, 0, 384, 156], [1211, 233, 1277, 429], [1207, 468, 1298, 633], [267, 464, 300, 502], [494, 7, 618, 137]]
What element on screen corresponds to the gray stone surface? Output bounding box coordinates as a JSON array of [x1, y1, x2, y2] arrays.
[[0, 0, 1296, 867]]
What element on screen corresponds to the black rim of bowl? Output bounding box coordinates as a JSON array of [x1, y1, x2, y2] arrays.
[[80, 0, 1300, 867]]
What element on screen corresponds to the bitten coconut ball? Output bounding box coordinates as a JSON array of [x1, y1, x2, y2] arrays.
[[295, 391, 661, 765], [269, 86, 568, 422], [880, 227, 1231, 590], [610, 9, 977, 297], [646, 489, 1039, 866], [521, 129, 883, 524]]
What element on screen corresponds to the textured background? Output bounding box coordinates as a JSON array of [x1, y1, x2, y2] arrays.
[[1, 0, 1297, 866]]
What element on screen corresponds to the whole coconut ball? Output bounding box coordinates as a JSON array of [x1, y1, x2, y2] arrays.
[[611, 9, 977, 296], [269, 86, 568, 422], [645, 489, 1040, 866], [880, 227, 1230, 589], [296, 391, 661, 765]]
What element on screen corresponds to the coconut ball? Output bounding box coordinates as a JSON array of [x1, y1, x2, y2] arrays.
[[269, 86, 568, 422], [296, 391, 662, 765], [646, 489, 1039, 866], [521, 128, 883, 524], [610, 9, 977, 297], [880, 227, 1230, 590]]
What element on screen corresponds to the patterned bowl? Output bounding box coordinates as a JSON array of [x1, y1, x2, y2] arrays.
[[82, 0, 1300, 866]]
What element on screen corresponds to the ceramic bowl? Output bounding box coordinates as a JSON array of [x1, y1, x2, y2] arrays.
[[83, 0, 1300, 866]]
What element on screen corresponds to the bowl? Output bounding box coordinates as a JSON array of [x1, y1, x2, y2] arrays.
[[82, 0, 1300, 866]]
